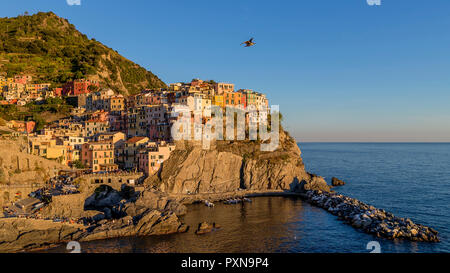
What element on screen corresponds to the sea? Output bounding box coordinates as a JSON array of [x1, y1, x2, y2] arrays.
[[44, 143, 450, 253]]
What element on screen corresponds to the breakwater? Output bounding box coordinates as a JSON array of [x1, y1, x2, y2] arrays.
[[302, 190, 439, 242]]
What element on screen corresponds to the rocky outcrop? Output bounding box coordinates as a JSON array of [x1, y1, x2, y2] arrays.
[[0, 218, 83, 252], [5, 174, 190, 252], [195, 222, 219, 235], [79, 210, 184, 242], [0, 185, 188, 252], [148, 129, 330, 194], [331, 177, 346, 186], [303, 190, 439, 242], [122, 189, 187, 217], [0, 207, 186, 252]]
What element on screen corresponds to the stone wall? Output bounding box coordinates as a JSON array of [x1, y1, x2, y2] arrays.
[[0, 184, 43, 209], [43, 193, 86, 218], [75, 172, 144, 195]]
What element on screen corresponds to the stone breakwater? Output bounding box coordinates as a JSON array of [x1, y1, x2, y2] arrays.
[[303, 190, 439, 242]]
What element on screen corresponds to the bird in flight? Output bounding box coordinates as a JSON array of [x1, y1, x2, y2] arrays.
[[241, 38, 255, 47]]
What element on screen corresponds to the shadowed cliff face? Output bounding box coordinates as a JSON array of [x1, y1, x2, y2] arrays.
[[147, 130, 330, 194]]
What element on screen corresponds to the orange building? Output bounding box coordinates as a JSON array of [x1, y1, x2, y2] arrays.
[[81, 141, 117, 172], [224, 92, 246, 108]]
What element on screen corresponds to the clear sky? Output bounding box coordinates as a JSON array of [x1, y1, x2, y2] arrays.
[[2, 0, 450, 142]]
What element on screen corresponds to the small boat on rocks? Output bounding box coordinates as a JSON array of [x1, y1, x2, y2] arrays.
[[204, 200, 214, 207]]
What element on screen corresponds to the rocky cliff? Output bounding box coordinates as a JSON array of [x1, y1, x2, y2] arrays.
[[0, 187, 188, 252], [0, 138, 67, 185], [148, 129, 330, 194]]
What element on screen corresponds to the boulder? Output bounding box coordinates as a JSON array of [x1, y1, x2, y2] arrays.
[[331, 177, 346, 186], [195, 222, 214, 235]]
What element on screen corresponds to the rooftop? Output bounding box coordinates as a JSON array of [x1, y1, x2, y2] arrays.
[[126, 136, 148, 144]]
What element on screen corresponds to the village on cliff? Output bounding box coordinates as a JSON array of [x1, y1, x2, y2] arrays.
[[0, 75, 269, 215]]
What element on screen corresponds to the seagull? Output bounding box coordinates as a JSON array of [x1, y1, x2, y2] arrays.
[[241, 38, 255, 47]]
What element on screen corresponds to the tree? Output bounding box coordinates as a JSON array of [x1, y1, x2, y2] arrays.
[[72, 160, 85, 169], [88, 84, 99, 92]]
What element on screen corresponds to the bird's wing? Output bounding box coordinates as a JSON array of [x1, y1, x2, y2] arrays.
[[249, 38, 254, 42]]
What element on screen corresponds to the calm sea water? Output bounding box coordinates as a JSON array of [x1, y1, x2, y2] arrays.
[[44, 143, 450, 253]]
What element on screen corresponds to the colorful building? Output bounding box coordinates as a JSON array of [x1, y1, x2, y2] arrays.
[[238, 89, 267, 109], [84, 119, 110, 137], [29, 138, 70, 165], [14, 75, 32, 85], [224, 91, 246, 108], [62, 79, 100, 96], [81, 141, 117, 172], [122, 136, 149, 169], [138, 142, 175, 176], [214, 82, 234, 95], [108, 95, 126, 113], [6, 120, 36, 134]]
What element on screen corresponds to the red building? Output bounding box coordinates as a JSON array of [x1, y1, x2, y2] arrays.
[[53, 88, 63, 97], [7, 120, 35, 134], [62, 79, 99, 96], [14, 75, 32, 85]]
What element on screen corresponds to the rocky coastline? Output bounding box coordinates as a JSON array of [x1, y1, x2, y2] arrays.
[[0, 187, 189, 253], [300, 190, 440, 242], [0, 186, 441, 252], [169, 188, 440, 243], [0, 129, 440, 252]]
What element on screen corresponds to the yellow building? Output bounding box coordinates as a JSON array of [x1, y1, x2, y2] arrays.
[[29, 138, 69, 165], [108, 95, 125, 112], [212, 95, 224, 108], [0, 76, 7, 91], [46, 146, 68, 164]]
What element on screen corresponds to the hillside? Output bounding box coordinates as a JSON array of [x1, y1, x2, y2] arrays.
[[0, 12, 166, 95]]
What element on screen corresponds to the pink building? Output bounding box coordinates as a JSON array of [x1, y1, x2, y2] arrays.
[[91, 110, 109, 122], [143, 93, 161, 105], [138, 143, 175, 176], [14, 75, 32, 85]]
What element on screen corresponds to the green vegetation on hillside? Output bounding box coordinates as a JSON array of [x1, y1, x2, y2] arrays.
[[0, 12, 166, 94], [0, 97, 73, 131]]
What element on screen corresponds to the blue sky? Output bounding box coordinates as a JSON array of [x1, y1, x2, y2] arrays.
[[2, 0, 450, 142]]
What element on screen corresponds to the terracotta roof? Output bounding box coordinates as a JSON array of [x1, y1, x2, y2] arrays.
[[126, 136, 148, 144], [86, 140, 112, 145]]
